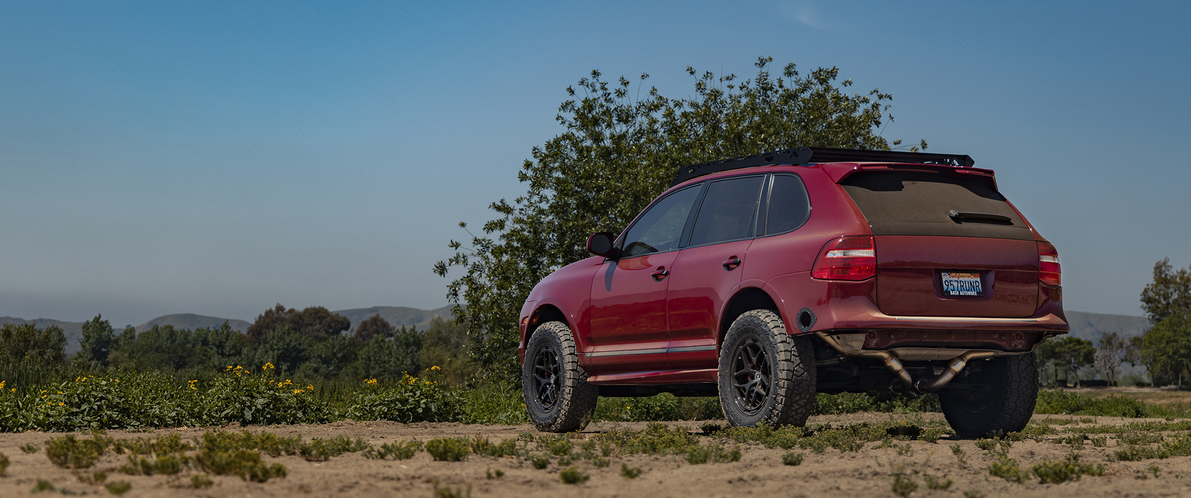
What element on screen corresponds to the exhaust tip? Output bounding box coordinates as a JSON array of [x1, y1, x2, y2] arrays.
[[796, 308, 816, 333]]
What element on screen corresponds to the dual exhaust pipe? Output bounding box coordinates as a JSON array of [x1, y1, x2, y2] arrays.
[[815, 330, 997, 393]]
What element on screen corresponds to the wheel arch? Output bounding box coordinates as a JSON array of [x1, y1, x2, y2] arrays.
[[718, 286, 782, 351]]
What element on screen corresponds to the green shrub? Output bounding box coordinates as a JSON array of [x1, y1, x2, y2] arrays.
[[190, 473, 213, 489], [426, 438, 470, 462], [19, 443, 39, 454], [620, 463, 642, 479], [106, 481, 132, 495], [344, 374, 464, 423], [924, 474, 952, 490], [891, 473, 917, 497], [559, 466, 589, 484], [988, 450, 1029, 483], [594, 394, 720, 422], [0, 452, 8, 477], [781, 452, 804, 466], [300, 436, 369, 461], [32, 479, 55, 493], [596, 422, 699, 455], [1031, 453, 1104, 483], [365, 440, 422, 460], [469, 436, 517, 458], [685, 443, 741, 464], [45, 434, 116, 469], [531, 454, 549, 469]]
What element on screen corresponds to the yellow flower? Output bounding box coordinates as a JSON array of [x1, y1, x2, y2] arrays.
[[431, 365, 441, 371], [58, 402, 64, 406], [263, 362, 274, 371], [306, 385, 314, 391], [57, 391, 62, 394], [227, 365, 234, 371], [0, 380, 5, 389], [293, 389, 304, 394]]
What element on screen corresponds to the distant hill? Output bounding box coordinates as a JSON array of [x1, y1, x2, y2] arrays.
[[1064, 310, 1151, 342], [135, 314, 251, 334], [332, 305, 456, 332]]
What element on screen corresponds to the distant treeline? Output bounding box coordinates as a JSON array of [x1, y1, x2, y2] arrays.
[[0, 304, 470, 389]]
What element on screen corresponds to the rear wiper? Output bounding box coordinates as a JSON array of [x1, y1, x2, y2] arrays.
[[948, 210, 1012, 224]]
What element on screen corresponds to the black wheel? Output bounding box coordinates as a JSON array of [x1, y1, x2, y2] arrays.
[[522, 321, 598, 432], [718, 309, 815, 427], [940, 353, 1038, 438]]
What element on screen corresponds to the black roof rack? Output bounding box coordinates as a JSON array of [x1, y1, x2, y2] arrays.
[[669, 146, 975, 187]]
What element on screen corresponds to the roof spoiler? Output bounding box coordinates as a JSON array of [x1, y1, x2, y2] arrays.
[[670, 147, 975, 187]]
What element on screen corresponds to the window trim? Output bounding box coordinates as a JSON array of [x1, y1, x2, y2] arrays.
[[613, 182, 704, 259], [759, 172, 812, 238], [680, 173, 767, 250]]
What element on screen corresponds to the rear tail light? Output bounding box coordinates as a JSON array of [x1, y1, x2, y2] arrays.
[[1038, 241, 1061, 286], [812, 236, 876, 280]]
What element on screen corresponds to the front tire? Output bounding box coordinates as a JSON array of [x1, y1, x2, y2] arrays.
[[522, 321, 598, 432], [718, 309, 815, 427], [940, 353, 1038, 438]]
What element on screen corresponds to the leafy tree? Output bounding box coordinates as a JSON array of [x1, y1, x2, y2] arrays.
[[298, 334, 360, 380], [353, 314, 396, 342], [1094, 331, 1127, 386], [419, 317, 472, 386], [1140, 258, 1191, 324], [1141, 312, 1191, 386], [247, 304, 351, 343], [353, 325, 422, 380], [435, 57, 921, 375], [1036, 336, 1095, 387], [250, 326, 314, 374], [77, 314, 115, 369], [0, 323, 67, 369]]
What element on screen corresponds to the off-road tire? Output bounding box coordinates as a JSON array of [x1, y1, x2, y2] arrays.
[[718, 309, 816, 427], [939, 353, 1038, 438], [522, 321, 598, 433]]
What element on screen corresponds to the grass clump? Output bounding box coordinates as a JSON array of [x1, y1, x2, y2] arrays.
[[196, 448, 286, 482], [1114, 432, 1191, 461], [469, 436, 517, 458], [891, 473, 917, 497], [988, 448, 1029, 483], [685, 443, 741, 464], [1031, 452, 1105, 484], [190, 473, 213, 488], [19, 443, 39, 454], [426, 438, 470, 462], [364, 440, 422, 460], [781, 452, 804, 466], [1119, 431, 1164, 446], [558, 466, 589, 484], [45, 433, 116, 469], [950, 445, 967, 465], [106, 480, 132, 494], [32, 479, 55, 493], [78, 471, 107, 484], [620, 463, 642, 479], [0, 452, 7, 477], [1034, 390, 1186, 418], [596, 422, 698, 455], [120, 453, 188, 475], [531, 454, 549, 469], [538, 434, 573, 456], [299, 436, 369, 461], [924, 474, 952, 490]]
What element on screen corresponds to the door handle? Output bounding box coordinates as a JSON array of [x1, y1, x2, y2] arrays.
[[651, 267, 670, 281], [722, 258, 742, 270]]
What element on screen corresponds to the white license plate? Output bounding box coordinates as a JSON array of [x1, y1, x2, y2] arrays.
[[941, 271, 983, 296]]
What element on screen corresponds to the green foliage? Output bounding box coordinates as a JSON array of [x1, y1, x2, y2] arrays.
[[353, 314, 396, 342], [0, 452, 8, 477], [32, 479, 55, 493], [190, 473, 213, 489], [558, 466, 589, 484], [364, 440, 422, 460], [78, 315, 115, 369], [685, 442, 741, 464], [120, 453, 188, 476], [0, 323, 67, 390], [781, 452, 804, 466], [469, 436, 517, 458], [425, 438, 470, 462], [1036, 337, 1095, 386], [196, 448, 285, 482], [247, 304, 350, 344], [530, 454, 549, 469], [45, 433, 116, 469], [1035, 389, 1163, 418], [1031, 452, 1104, 484], [924, 474, 952, 490], [299, 436, 369, 461], [596, 422, 699, 455], [460, 378, 526, 424], [620, 463, 642, 479], [950, 444, 967, 465], [431, 478, 472, 498], [435, 57, 917, 375], [891, 473, 917, 497], [1140, 258, 1191, 324], [1140, 312, 1191, 386], [20, 443, 39, 453], [344, 374, 463, 423], [105, 481, 132, 495], [987, 448, 1029, 483], [1114, 432, 1191, 461]]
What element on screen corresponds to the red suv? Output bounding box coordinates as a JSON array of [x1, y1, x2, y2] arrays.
[[518, 147, 1067, 437]]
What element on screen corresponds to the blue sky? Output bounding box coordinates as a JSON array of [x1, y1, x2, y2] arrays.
[[2, 1, 1188, 327]]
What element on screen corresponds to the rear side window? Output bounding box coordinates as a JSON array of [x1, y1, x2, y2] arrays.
[[764, 174, 811, 235], [620, 184, 701, 257], [688, 176, 764, 247], [841, 171, 1032, 240]]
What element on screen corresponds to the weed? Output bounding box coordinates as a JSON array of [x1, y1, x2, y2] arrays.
[[470, 436, 517, 458], [485, 467, 504, 479], [0, 452, 7, 477], [1031, 452, 1104, 484], [45, 434, 115, 469], [714, 422, 803, 449], [1057, 434, 1087, 447], [190, 473, 213, 488], [531, 454, 549, 469], [963, 491, 985, 498], [78, 471, 107, 484], [539, 434, 573, 456], [919, 426, 950, 443], [431, 478, 472, 498], [196, 448, 286, 482], [596, 422, 698, 455], [782, 452, 804, 466], [891, 473, 917, 497], [988, 449, 1030, 483], [591, 455, 610, 467], [299, 436, 369, 461], [32, 479, 55, 493], [950, 445, 967, 465], [426, 438, 470, 462], [1115, 432, 1191, 461], [1120, 432, 1164, 446], [924, 474, 952, 490], [106, 480, 132, 494], [975, 439, 996, 451], [20, 443, 39, 454], [365, 440, 422, 460], [559, 466, 589, 484], [1091, 436, 1107, 447], [896, 443, 913, 457], [1149, 464, 1161, 477], [685, 443, 741, 464], [620, 463, 642, 479], [120, 453, 189, 475]]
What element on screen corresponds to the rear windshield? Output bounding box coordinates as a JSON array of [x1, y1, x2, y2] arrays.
[[840, 170, 1033, 240]]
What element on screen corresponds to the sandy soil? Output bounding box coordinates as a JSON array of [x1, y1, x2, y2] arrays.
[[1, 412, 1190, 497]]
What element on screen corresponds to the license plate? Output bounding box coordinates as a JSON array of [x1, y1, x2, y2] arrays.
[[941, 271, 983, 296]]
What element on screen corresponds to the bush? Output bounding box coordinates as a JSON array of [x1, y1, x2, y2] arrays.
[[343, 374, 463, 423], [425, 438, 470, 462]]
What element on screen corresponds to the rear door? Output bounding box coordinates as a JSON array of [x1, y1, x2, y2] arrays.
[[667, 175, 765, 369], [840, 169, 1038, 317]]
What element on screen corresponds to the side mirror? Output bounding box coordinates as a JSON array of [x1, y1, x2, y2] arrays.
[[586, 232, 620, 258]]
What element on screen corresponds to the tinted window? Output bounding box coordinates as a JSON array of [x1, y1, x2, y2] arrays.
[[621, 185, 701, 257], [765, 174, 811, 234], [841, 171, 1032, 240], [688, 176, 764, 247]]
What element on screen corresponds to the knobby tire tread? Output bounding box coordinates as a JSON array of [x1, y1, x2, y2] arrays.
[[719, 309, 815, 428], [525, 321, 598, 433]]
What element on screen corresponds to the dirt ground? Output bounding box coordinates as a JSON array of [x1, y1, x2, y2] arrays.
[[2, 410, 1191, 498]]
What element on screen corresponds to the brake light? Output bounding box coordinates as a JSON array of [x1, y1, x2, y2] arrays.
[[1038, 241, 1061, 286], [812, 236, 876, 280]]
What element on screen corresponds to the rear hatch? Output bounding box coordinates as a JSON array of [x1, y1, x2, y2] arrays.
[[840, 168, 1038, 317]]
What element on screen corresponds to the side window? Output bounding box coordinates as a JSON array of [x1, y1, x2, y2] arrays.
[[765, 174, 811, 235], [620, 185, 701, 257], [688, 176, 765, 247]]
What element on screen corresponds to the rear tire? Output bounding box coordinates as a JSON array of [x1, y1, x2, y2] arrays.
[[522, 321, 598, 433], [718, 309, 815, 427], [940, 353, 1038, 438]]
